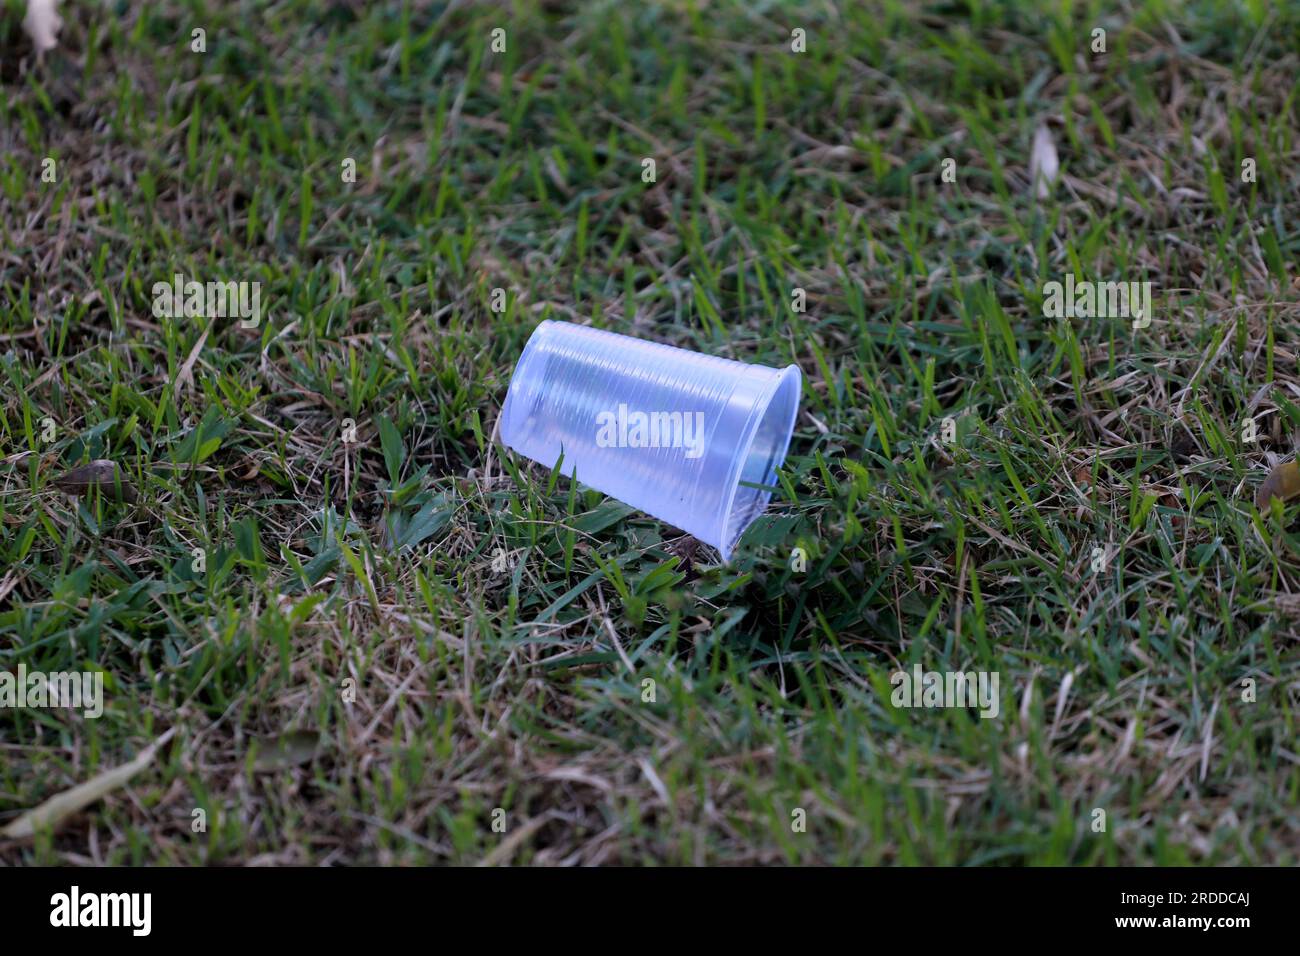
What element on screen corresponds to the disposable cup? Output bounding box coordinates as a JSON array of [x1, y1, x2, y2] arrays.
[[500, 320, 801, 561]]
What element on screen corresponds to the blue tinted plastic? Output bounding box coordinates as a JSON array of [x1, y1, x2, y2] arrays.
[[500, 321, 800, 560]]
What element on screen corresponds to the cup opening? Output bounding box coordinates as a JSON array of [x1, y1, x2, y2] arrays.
[[718, 365, 801, 560]]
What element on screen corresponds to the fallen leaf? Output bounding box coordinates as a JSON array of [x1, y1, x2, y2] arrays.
[[172, 322, 211, 403], [23, 0, 63, 55], [476, 811, 557, 867], [1255, 460, 1300, 509], [666, 535, 701, 567], [2, 729, 175, 840], [1170, 429, 1199, 463], [251, 731, 320, 772], [52, 459, 138, 503], [1029, 124, 1059, 199]]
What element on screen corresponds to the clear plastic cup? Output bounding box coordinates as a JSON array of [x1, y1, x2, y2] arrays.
[[500, 320, 801, 561]]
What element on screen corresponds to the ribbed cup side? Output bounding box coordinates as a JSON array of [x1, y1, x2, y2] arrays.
[[501, 321, 795, 557]]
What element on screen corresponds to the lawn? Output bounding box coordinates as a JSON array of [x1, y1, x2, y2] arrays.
[[1, 0, 1297, 865]]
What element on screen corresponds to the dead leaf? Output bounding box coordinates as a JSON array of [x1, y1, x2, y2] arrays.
[[476, 811, 557, 867], [1029, 124, 1059, 200], [173, 322, 212, 403], [23, 0, 63, 55], [2, 729, 175, 840], [52, 459, 138, 503], [1169, 429, 1199, 463], [251, 731, 320, 772], [665, 535, 702, 579], [1255, 460, 1300, 509]]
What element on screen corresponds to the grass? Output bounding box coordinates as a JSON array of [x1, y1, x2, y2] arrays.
[[0, 0, 1298, 865]]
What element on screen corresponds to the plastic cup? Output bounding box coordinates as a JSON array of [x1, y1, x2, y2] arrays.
[[500, 320, 801, 561]]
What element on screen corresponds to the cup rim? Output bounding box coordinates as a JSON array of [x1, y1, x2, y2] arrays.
[[716, 362, 802, 561]]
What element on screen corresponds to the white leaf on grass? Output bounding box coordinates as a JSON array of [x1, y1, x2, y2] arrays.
[[2, 728, 175, 840], [1029, 124, 1059, 199], [1048, 670, 1074, 740], [24, 0, 63, 54]]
